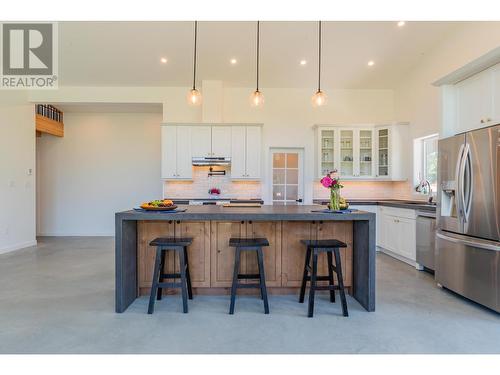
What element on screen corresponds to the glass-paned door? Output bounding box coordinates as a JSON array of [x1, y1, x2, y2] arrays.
[[271, 149, 304, 205], [377, 128, 389, 177], [359, 130, 373, 177], [320, 129, 335, 176], [340, 130, 354, 177]]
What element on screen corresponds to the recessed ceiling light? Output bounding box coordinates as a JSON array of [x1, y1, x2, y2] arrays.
[[160, 57, 168, 64], [230, 58, 237, 65], [397, 21, 406, 27], [300, 60, 307, 66], [368, 60, 375, 67]]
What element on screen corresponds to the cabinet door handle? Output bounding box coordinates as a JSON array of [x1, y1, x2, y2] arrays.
[[480, 119, 485, 124]]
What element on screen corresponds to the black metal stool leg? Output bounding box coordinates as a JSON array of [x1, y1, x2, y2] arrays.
[[257, 247, 269, 314], [308, 251, 318, 318], [148, 248, 162, 314], [299, 247, 311, 303], [178, 247, 189, 313], [157, 250, 166, 301], [184, 246, 193, 300], [333, 248, 349, 317], [229, 247, 241, 314], [327, 251, 336, 303]]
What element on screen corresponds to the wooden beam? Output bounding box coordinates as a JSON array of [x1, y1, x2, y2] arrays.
[[35, 114, 64, 137]]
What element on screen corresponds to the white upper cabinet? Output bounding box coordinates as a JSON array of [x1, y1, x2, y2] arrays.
[[230, 125, 262, 180], [493, 64, 500, 123], [161, 125, 192, 180], [211, 126, 232, 157], [191, 126, 212, 157], [456, 68, 494, 133], [438, 61, 500, 136], [231, 126, 246, 178], [315, 124, 404, 180], [245, 126, 262, 179]]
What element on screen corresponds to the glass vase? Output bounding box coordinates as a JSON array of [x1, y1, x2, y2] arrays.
[[330, 188, 341, 211]]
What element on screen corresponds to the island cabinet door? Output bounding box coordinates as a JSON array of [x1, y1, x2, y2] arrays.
[[176, 221, 211, 287], [137, 220, 175, 291], [245, 221, 282, 287], [210, 221, 246, 287], [281, 221, 317, 287], [317, 221, 353, 288]]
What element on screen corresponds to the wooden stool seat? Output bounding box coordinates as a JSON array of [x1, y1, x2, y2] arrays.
[[229, 237, 270, 314], [299, 239, 349, 318], [147, 237, 193, 314]]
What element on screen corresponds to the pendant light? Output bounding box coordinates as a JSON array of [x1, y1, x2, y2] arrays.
[[187, 21, 202, 106], [250, 21, 264, 107], [312, 21, 327, 107]]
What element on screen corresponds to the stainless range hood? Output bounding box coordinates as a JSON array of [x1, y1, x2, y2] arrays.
[[192, 157, 231, 166]]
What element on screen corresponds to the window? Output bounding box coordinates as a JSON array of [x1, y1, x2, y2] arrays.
[[414, 134, 439, 194]]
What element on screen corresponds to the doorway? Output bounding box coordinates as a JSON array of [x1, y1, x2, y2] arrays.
[[270, 148, 304, 205]]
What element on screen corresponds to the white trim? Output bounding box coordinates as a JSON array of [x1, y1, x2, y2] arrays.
[[36, 233, 114, 237], [433, 46, 500, 86], [379, 248, 417, 268], [0, 240, 38, 255]]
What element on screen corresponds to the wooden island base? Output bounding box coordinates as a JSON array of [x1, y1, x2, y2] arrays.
[[137, 220, 353, 296]]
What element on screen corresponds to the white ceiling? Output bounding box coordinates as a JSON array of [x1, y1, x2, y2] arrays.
[[59, 21, 464, 89]]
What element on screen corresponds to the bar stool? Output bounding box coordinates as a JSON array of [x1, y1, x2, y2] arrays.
[[147, 237, 193, 314], [228, 237, 270, 314], [299, 239, 349, 318]]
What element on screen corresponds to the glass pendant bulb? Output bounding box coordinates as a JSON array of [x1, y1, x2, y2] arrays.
[[311, 89, 327, 107], [187, 88, 202, 106], [250, 89, 264, 107]]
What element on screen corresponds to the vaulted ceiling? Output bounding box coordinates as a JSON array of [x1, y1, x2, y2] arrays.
[[58, 21, 463, 89]]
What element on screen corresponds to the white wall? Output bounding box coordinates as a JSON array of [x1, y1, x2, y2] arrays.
[[0, 91, 36, 254], [394, 22, 500, 198], [36, 111, 163, 236], [395, 22, 500, 139]]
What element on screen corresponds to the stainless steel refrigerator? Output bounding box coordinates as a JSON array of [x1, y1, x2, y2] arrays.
[[436, 123, 500, 312]]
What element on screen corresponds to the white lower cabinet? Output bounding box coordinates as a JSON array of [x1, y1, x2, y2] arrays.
[[378, 206, 416, 265]]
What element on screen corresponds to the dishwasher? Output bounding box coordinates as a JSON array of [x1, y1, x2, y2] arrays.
[[416, 210, 436, 272]]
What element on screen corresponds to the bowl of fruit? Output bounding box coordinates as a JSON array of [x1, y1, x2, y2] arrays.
[[140, 199, 177, 211]]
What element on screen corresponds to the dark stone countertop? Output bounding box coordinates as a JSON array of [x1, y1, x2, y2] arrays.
[[312, 199, 437, 212], [116, 205, 375, 221]]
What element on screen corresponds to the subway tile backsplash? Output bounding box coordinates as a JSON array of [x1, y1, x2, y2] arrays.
[[163, 166, 262, 199]]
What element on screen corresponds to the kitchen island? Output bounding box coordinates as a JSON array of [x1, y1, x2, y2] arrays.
[[115, 205, 376, 313]]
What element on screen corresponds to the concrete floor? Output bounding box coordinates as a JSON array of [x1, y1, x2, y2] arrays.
[[0, 237, 498, 354]]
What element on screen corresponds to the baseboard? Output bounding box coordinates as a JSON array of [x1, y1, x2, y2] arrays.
[[0, 240, 38, 255], [378, 248, 417, 267]]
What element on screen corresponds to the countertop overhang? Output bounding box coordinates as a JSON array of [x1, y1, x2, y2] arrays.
[[116, 205, 375, 221]]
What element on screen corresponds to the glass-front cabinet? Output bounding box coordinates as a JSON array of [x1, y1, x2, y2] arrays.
[[319, 129, 335, 176], [315, 124, 404, 180], [376, 127, 390, 177]]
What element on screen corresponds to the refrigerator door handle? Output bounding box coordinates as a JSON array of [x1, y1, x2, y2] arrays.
[[437, 231, 500, 252], [458, 143, 470, 223], [455, 143, 465, 222], [462, 143, 473, 223]]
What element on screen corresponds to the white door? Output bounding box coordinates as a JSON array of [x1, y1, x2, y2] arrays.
[[270, 148, 304, 205], [493, 64, 500, 123], [191, 126, 212, 157], [230, 126, 246, 178], [211, 126, 232, 157], [176, 126, 192, 179], [456, 69, 494, 133], [161, 126, 177, 179], [245, 126, 262, 178]]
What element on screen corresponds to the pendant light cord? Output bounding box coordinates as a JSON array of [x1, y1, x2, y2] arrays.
[[256, 21, 260, 92], [192, 21, 198, 90], [318, 20, 322, 92]]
